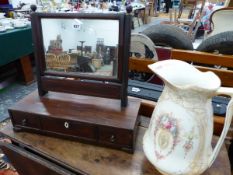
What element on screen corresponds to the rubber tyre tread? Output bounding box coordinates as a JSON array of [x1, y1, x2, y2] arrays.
[[141, 24, 193, 50], [197, 31, 233, 54]]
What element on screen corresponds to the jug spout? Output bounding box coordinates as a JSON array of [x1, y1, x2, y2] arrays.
[[148, 60, 221, 93]]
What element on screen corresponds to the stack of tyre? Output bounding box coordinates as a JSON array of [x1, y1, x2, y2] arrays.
[[141, 24, 193, 50], [197, 31, 233, 54], [142, 24, 233, 55]]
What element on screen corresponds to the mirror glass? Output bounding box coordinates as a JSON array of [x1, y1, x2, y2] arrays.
[[41, 18, 119, 78]]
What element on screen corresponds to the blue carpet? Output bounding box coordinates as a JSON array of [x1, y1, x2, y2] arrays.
[[0, 82, 37, 122]]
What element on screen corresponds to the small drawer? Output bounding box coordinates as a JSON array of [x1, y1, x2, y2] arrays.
[[41, 118, 96, 140], [99, 127, 133, 146], [10, 111, 41, 129]]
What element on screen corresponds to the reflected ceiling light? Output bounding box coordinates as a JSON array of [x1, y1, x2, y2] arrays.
[[74, 19, 83, 25]]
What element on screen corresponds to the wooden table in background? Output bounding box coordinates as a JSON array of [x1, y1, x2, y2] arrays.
[[0, 27, 34, 85], [0, 116, 231, 175]]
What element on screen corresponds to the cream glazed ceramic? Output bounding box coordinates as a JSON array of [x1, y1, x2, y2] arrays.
[[143, 60, 233, 175]]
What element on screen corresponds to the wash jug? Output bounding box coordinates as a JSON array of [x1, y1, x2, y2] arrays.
[[143, 60, 233, 175]]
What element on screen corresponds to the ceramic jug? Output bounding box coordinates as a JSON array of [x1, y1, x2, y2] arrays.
[[143, 60, 233, 175]]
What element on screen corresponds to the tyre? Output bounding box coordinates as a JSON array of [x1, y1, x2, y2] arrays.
[[141, 24, 193, 50], [197, 31, 233, 54]]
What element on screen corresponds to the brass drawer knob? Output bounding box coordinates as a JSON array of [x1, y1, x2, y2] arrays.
[[64, 122, 69, 129], [110, 135, 116, 142]]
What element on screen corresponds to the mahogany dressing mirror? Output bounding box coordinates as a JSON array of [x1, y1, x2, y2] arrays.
[[31, 13, 131, 106]]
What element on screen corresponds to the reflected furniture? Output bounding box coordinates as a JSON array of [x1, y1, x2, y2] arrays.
[[45, 53, 57, 69], [57, 53, 71, 72], [84, 46, 92, 54], [46, 53, 72, 72]]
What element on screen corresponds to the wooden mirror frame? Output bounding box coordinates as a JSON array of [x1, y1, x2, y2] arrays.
[[31, 13, 131, 107]]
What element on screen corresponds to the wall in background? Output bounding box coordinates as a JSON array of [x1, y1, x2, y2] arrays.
[[41, 18, 119, 53]]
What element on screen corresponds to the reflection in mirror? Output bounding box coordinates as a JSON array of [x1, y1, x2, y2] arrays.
[[41, 18, 119, 78]]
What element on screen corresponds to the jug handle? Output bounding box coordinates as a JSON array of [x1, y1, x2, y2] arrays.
[[208, 87, 233, 167]]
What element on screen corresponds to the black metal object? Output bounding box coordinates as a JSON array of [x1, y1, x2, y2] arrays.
[[77, 56, 95, 73], [128, 80, 230, 116]]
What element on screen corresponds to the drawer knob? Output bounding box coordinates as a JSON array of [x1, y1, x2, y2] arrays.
[[64, 122, 69, 129], [110, 135, 116, 143], [21, 119, 27, 126]]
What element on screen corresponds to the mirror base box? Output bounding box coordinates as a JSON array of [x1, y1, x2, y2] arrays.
[[9, 91, 141, 153]]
